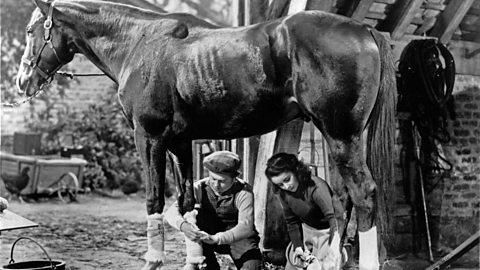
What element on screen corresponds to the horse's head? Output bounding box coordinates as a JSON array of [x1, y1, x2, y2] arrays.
[[16, 0, 75, 96]]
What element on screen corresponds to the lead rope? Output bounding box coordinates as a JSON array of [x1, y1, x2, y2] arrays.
[[1, 72, 106, 107]]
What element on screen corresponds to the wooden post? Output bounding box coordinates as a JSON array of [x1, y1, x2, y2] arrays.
[[253, 1, 310, 258], [253, 119, 304, 251], [322, 137, 330, 184]]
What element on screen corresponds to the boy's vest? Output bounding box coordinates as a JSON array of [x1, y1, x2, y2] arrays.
[[197, 181, 259, 242]]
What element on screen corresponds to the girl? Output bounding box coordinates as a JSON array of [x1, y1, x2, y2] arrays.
[[265, 152, 346, 269]]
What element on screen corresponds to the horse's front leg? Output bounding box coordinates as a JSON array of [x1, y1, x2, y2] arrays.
[[135, 129, 168, 270]]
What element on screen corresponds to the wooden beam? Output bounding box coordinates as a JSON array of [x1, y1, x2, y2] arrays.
[[414, 16, 436, 35], [249, 0, 268, 24], [351, 0, 375, 22], [423, 3, 445, 12], [288, 0, 308, 14], [306, 0, 335, 12], [376, 0, 395, 4], [266, 0, 290, 20], [182, 0, 228, 26], [366, 11, 387, 20], [430, 0, 475, 44], [381, 0, 424, 40], [425, 231, 480, 270]]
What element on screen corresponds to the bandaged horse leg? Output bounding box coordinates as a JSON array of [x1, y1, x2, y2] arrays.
[[143, 213, 166, 270], [135, 131, 168, 270], [168, 141, 200, 269], [359, 226, 379, 270], [183, 208, 205, 270]]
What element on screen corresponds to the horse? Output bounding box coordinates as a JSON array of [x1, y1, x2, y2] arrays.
[[16, 0, 397, 269]]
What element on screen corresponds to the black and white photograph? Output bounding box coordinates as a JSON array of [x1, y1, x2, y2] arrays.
[[1, 0, 479, 269]]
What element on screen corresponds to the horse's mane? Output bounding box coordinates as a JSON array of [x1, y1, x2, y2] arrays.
[[53, 0, 218, 28]]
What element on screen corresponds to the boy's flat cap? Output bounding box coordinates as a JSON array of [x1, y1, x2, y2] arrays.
[[203, 151, 241, 176]]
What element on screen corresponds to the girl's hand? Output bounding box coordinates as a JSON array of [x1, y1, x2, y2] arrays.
[[292, 246, 309, 268], [322, 232, 342, 270]]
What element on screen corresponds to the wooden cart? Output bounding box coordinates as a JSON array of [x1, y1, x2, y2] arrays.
[[0, 151, 87, 202]]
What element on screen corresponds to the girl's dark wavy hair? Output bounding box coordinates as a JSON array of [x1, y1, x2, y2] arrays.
[[264, 152, 313, 193]]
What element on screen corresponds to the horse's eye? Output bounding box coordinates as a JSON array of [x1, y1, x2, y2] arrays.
[[26, 26, 33, 34]]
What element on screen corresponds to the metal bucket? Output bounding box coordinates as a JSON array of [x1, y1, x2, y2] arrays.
[[2, 237, 66, 270]]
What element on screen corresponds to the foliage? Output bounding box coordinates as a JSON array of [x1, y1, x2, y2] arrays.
[[25, 85, 142, 191], [1, 0, 34, 101]]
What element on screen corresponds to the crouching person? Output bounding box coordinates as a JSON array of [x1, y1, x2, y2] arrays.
[[265, 153, 347, 270], [165, 151, 262, 270]]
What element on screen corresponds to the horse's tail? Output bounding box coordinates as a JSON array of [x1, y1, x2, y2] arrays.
[[367, 28, 397, 245]]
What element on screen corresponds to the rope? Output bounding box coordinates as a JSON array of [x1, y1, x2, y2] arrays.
[[1, 89, 44, 108], [1, 71, 106, 107], [398, 39, 456, 176], [56, 71, 106, 79]]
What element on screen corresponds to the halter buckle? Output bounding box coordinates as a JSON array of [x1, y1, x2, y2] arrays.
[[43, 19, 52, 30]]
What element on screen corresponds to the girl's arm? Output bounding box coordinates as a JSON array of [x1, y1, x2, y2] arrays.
[[278, 195, 304, 249]]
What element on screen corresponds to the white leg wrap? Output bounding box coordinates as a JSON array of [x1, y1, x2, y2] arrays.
[[321, 232, 342, 270], [144, 213, 166, 266], [359, 226, 380, 270], [183, 210, 205, 269]]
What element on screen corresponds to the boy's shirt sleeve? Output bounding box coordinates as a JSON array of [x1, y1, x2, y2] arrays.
[[164, 179, 204, 230], [214, 188, 256, 245]]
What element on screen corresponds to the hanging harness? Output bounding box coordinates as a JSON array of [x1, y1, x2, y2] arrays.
[[398, 39, 456, 173]]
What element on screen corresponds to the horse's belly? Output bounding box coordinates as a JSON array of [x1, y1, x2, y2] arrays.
[[185, 96, 303, 139]]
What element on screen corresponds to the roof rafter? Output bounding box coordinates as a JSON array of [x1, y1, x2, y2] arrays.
[[306, 0, 335, 12], [381, 0, 424, 40], [430, 0, 475, 44], [351, 0, 375, 22]]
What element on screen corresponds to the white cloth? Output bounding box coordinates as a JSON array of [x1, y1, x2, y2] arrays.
[[286, 224, 330, 269]]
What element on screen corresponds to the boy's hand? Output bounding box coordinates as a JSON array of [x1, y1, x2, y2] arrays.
[[199, 232, 219, 245]]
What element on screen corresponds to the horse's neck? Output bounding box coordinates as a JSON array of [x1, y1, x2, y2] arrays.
[[59, 1, 163, 82]]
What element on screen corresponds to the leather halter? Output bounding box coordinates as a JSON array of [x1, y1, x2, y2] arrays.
[[21, 2, 67, 88]]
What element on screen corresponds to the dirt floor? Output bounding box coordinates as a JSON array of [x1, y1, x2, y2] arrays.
[[1, 193, 477, 270], [0, 193, 195, 270]]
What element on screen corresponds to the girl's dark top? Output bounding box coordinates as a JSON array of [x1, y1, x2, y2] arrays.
[[277, 176, 342, 248]]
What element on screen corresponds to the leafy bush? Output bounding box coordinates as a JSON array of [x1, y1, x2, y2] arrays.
[[25, 85, 143, 191]]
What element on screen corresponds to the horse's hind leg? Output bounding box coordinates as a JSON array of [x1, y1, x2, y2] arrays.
[[325, 136, 379, 270], [134, 129, 168, 269], [168, 139, 195, 213]]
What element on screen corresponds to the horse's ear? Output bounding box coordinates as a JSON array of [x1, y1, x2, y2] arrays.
[[32, 0, 50, 15]]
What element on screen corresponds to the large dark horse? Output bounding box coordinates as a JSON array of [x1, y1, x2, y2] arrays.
[[16, 0, 396, 269]]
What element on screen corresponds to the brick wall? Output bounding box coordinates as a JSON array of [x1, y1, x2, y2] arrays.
[[434, 75, 479, 265], [394, 75, 479, 265]]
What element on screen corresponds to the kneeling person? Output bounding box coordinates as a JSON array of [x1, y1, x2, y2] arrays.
[[165, 151, 261, 270]]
